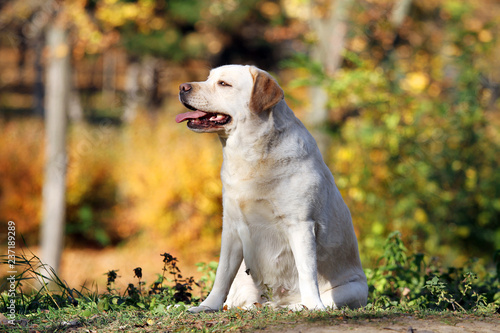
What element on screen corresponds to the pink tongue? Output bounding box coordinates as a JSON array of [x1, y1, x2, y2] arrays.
[[175, 110, 208, 123]]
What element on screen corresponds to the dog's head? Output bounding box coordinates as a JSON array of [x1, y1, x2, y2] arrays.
[[176, 65, 284, 135]]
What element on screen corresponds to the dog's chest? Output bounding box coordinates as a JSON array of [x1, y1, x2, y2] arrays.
[[221, 149, 301, 227], [228, 193, 296, 291], [220, 146, 306, 292]]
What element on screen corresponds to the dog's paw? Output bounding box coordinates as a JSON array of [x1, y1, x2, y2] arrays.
[[287, 303, 308, 312], [187, 305, 219, 313], [287, 303, 326, 311]]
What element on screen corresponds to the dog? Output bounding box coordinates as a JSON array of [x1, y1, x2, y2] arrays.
[[176, 65, 368, 312]]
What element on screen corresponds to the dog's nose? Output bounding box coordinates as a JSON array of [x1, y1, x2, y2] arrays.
[[179, 83, 192, 93]]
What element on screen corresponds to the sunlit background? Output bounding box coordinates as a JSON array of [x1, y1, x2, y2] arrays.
[[1, 0, 499, 293]]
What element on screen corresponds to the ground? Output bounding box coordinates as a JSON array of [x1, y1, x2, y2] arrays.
[[5, 308, 499, 333], [263, 315, 500, 333]]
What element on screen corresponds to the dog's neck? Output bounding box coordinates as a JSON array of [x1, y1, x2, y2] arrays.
[[220, 100, 293, 158], [218, 99, 321, 186]]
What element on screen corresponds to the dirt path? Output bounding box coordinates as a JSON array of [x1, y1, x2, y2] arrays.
[[264, 315, 500, 333]]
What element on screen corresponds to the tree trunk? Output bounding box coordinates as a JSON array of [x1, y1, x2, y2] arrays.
[[309, 0, 353, 159], [142, 56, 162, 120], [41, 20, 70, 275], [390, 0, 412, 27], [102, 49, 116, 108], [122, 57, 141, 123], [33, 37, 45, 117], [68, 74, 84, 123]]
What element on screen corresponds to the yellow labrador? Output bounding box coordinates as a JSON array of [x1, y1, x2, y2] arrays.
[[176, 65, 367, 312]]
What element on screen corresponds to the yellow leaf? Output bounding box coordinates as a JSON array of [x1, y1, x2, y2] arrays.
[[478, 30, 493, 43], [402, 72, 429, 93]]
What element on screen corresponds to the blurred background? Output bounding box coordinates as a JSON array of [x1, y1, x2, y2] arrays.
[[0, 0, 499, 292]]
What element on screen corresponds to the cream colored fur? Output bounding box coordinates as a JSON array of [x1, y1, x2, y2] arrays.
[[177, 65, 368, 312]]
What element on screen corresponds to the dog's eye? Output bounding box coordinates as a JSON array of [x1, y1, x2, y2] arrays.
[[218, 80, 232, 87]]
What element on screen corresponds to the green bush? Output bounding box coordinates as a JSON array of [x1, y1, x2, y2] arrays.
[[285, 46, 500, 267], [366, 231, 499, 311]]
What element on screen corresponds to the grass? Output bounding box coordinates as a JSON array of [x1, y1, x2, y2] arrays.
[[3, 303, 499, 332], [1, 232, 499, 332]]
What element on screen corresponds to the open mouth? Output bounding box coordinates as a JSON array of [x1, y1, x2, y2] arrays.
[[175, 103, 231, 131]]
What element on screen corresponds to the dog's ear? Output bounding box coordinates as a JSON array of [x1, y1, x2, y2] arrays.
[[249, 66, 284, 113]]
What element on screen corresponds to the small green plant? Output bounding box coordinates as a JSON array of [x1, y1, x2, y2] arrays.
[[105, 269, 120, 293], [0, 248, 202, 316], [97, 252, 200, 312], [195, 260, 218, 299], [0, 250, 93, 315], [261, 285, 274, 303], [366, 231, 427, 308], [425, 275, 464, 311], [153, 252, 199, 303], [423, 268, 493, 312], [366, 231, 499, 311]]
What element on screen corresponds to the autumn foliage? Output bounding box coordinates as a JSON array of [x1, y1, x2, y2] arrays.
[[1, 0, 499, 273]]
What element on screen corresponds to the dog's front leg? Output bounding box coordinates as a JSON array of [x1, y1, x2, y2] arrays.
[[188, 226, 243, 313], [287, 221, 326, 310]]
